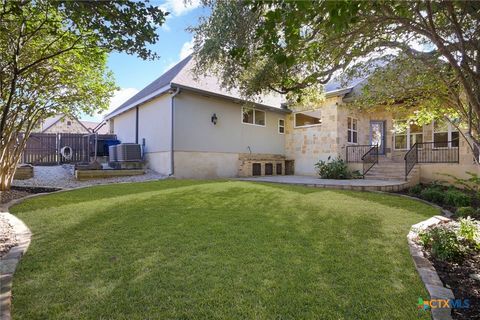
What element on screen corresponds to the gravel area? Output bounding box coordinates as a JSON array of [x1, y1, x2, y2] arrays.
[[12, 165, 166, 189], [0, 215, 17, 257]]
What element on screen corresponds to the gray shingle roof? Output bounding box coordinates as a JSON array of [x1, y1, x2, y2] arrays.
[[105, 55, 287, 119], [105, 55, 192, 119]]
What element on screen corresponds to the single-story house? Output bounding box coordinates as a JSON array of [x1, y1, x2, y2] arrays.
[[39, 114, 109, 134], [105, 55, 478, 183]]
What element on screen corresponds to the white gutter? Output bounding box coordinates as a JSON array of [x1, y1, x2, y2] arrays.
[[104, 84, 171, 120], [169, 87, 180, 176]]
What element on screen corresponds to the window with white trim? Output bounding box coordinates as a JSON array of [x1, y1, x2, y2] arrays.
[[394, 120, 423, 150], [242, 107, 266, 126], [278, 119, 285, 134], [433, 120, 459, 148], [347, 117, 358, 144], [294, 110, 321, 128]]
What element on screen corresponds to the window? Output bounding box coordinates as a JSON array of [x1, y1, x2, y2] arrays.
[[242, 107, 266, 126], [347, 117, 358, 144], [394, 120, 423, 150], [294, 110, 322, 128], [433, 120, 459, 148], [278, 119, 285, 134], [66, 121, 72, 126]]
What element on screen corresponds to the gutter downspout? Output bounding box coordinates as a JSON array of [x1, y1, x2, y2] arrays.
[[135, 106, 139, 144], [170, 87, 180, 176]]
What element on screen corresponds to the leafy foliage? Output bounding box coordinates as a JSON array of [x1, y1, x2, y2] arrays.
[[408, 184, 423, 196], [0, 1, 166, 190], [419, 225, 466, 261], [420, 188, 445, 205], [314, 156, 351, 179], [444, 189, 471, 208], [456, 207, 476, 218], [458, 217, 480, 249], [192, 1, 480, 139]]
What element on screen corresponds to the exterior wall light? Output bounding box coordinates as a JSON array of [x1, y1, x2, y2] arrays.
[[211, 113, 218, 125]]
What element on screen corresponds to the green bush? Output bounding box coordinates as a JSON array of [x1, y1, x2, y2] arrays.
[[420, 188, 445, 205], [314, 156, 351, 179], [458, 217, 479, 248], [444, 189, 471, 208], [418, 226, 466, 261], [408, 184, 423, 196], [456, 206, 476, 218]]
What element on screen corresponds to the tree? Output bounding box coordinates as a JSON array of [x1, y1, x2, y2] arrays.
[[0, 1, 167, 190], [191, 1, 480, 133]]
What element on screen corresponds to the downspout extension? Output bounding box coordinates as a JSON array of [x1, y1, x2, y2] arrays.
[[169, 87, 180, 176]]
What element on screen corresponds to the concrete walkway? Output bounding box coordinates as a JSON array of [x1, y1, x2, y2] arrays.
[[238, 175, 410, 192]]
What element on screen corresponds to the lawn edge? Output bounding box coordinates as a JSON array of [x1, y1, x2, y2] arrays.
[[0, 212, 32, 320]]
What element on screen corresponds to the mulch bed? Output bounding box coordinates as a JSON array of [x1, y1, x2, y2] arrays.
[[425, 251, 480, 320], [0, 186, 60, 204]]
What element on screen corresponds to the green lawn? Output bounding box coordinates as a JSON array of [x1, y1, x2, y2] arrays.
[[10, 180, 435, 319]]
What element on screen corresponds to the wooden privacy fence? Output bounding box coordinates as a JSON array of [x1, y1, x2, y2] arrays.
[[22, 133, 117, 165]]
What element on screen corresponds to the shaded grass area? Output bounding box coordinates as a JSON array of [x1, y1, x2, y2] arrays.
[[10, 180, 437, 319]]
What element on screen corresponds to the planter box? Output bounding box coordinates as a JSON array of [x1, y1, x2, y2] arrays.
[[75, 169, 144, 181], [14, 165, 34, 180]]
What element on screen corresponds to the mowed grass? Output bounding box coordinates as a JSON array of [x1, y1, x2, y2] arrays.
[[10, 180, 435, 319]]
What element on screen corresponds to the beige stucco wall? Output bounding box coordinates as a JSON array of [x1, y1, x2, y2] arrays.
[[112, 108, 136, 144], [144, 151, 171, 175], [173, 91, 285, 155], [138, 94, 171, 152], [174, 151, 239, 178], [419, 163, 480, 186]]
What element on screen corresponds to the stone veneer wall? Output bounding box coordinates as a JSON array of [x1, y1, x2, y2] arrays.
[[238, 153, 286, 177], [285, 97, 342, 175]]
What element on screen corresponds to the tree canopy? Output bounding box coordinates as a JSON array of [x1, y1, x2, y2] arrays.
[[0, 0, 167, 190], [192, 0, 480, 130]]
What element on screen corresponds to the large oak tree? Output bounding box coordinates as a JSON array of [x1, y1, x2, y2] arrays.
[[192, 0, 480, 137]]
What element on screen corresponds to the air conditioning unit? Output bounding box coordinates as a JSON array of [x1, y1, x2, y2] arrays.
[[115, 143, 142, 162], [108, 145, 118, 162]]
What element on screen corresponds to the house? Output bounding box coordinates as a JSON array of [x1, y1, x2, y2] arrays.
[[40, 114, 109, 134], [105, 55, 478, 183]]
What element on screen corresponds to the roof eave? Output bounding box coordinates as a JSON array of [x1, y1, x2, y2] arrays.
[[104, 84, 171, 120], [170, 83, 291, 114]]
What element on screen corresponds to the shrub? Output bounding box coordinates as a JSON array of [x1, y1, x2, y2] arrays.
[[408, 184, 423, 196], [456, 206, 476, 218], [418, 225, 466, 261], [420, 188, 445, 205], [314, 156, 351, 179], [444, 189, 471, 208], [458, 217, 480, 248]]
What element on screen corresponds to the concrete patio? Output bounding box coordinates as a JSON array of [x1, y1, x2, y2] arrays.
[[238, 175, 412, 192]]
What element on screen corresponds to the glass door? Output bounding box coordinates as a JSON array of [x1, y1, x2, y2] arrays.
[[370, 121, 385, 155]]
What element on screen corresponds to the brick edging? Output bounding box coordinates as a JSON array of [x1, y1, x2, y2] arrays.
[[0, 212, 32, 320], [408, 215, 455, 320]]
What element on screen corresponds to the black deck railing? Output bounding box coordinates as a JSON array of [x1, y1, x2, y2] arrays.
[[404, 143, 418, 179], [404, 141, 459, 179], [346, 145, 376, 163], [361, 145, 379, 176]]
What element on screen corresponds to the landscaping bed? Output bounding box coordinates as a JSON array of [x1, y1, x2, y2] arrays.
[[0, 214, 17, 257], [406, 181, 480, 319], [0, 186, 60, 204]]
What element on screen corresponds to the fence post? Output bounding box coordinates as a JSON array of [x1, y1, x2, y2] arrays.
[[56, 133, 60, 165]]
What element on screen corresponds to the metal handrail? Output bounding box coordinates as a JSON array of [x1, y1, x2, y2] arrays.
[[404, 141, 460, 179], [346, 144, 375, 163], [404, 143, 418, 180], [361, 144, 379, 176]]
